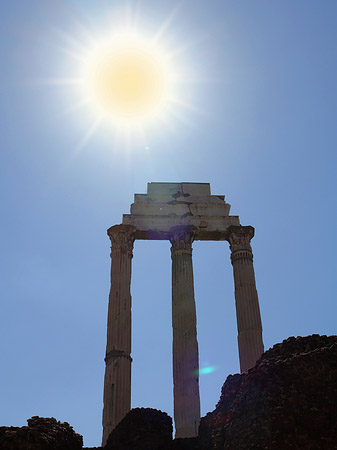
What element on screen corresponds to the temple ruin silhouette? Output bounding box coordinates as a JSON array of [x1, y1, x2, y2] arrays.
[[102, 182, 264, 445]]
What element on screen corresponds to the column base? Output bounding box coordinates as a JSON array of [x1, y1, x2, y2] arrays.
[[102, 425, 113, 447], [175, 423, 199, 439]]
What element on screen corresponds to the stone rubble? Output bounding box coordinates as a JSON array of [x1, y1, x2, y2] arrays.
[[0, 416, 82, 450], [199, 334, 337, 449], [1, 335, 336, 450], [105, 408, 172, 450]]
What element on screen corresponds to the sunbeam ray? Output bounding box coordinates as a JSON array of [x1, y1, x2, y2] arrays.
[[72, 115, 103, 157], [58, 98, 92, 117], [152, 5, 181, 44], [169, 96, 206, 115], [38, 78, 83, 86]]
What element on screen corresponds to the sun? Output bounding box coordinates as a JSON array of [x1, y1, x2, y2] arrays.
[[83, 36, 170, 124], [51, 8, 200, 147]]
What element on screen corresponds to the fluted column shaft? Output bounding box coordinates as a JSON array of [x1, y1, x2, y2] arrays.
[[170, 226, 200, 438], [227, 225, 264, 373], [102, 225, 135, 446]]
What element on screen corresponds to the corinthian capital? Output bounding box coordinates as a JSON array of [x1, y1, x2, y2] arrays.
[[169, 225, 196, 254], [226, 225, 254, 254], [107, 224, 136, 254]]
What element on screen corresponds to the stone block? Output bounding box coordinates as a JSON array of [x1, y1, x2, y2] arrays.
[[123, 182, 238, 239]]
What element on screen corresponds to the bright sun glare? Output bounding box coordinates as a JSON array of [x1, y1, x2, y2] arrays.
[[83, 36, 170, 124], [53, 7, 199, 147]]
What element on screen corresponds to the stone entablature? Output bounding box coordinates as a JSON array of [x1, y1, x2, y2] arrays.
[[122, 182, 239, 239]]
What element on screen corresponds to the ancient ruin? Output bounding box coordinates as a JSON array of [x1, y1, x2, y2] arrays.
[[102, 182, 264, 445], [3, 335, 336, 450]]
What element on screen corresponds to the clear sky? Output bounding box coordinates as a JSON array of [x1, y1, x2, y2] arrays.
[[1, 1, 337, 447]]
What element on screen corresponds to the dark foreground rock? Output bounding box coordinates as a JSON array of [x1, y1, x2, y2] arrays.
[[105, 407, 172, 450], [199, 334, 337, 450], [2, 335, 336, 449], [0, 416, 83, 450]]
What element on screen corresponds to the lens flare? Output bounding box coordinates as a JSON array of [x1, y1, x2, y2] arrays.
[[197, 366, 217, 376]]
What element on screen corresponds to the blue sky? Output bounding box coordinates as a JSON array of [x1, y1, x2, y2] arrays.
[[1, 1, 337, 447]]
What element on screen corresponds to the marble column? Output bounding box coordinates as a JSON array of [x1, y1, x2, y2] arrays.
[[227, 225, 264, 373], [102, 224, 136, 446], [170, 226, 200, 438]]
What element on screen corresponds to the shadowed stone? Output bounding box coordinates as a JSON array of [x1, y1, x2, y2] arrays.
[[105, 408, 172, 450], [0, 416, 83, 450]]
